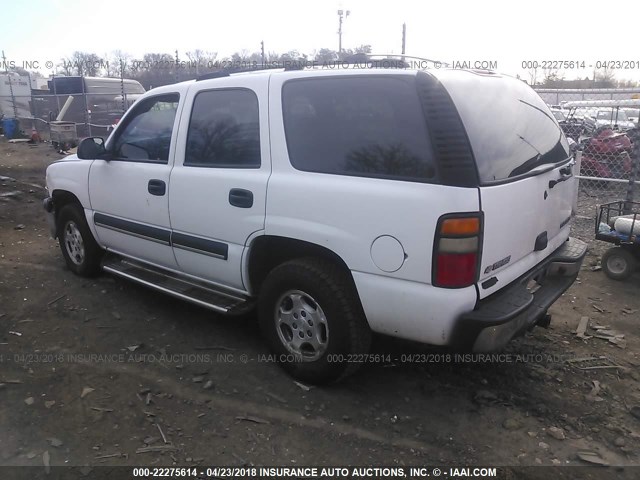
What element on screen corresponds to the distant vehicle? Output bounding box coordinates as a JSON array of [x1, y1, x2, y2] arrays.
[[550, 108, 567, 122], [594, 109, 636, 131], [623, 108, 640, 124], [564, 99, 640, 134], [32, 76, 145, 129], [579, 127, 633, 179], [0, 73, 32, 119]]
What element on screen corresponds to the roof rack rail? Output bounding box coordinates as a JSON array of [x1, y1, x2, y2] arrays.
[[195, 71, 230, 81], [341, 53, 450, 68], [196, 62, 303, 81]]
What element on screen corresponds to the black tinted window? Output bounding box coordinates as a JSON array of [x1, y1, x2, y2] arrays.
[[442, 74, 570, 183], [185, 89, 260, 168], [282, 76, 436, 182], [111, 94, 179, 163]]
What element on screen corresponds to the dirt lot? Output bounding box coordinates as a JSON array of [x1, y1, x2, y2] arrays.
[[2, 140, 640, 479]]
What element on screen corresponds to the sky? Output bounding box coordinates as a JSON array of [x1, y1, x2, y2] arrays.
[[1, 0, 640, 82]]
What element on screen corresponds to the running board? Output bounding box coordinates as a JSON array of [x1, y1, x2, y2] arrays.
[[101, 255, 252, 315]]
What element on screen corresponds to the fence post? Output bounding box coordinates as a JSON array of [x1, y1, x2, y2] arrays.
[[624, 127, 640, 213], [52, 73, 61, 121], [120, 59, 126, 115], [81, 74, 91, 137], [573, 150, 582, 216]]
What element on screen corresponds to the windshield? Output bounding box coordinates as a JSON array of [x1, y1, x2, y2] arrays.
[[597, 110, 629, 121]]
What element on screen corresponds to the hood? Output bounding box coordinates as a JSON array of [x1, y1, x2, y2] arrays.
[[52, 154, 80, 164]]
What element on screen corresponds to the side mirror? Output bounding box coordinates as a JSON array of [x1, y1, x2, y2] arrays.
[[77, 137, 106, 160]]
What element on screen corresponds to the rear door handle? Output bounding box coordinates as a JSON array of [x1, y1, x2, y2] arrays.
[[549, 174, 572, 189], [229, 188, 253, 208], [148, 179, 166, 196]]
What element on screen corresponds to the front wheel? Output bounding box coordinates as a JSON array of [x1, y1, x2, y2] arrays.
[[57, 204, 103, 276], [602, 247, 637, 281], [258, 258, 372, 384]]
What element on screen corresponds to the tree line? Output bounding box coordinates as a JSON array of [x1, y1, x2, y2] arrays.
[[50, 46, 374, 89], [13, 46, 639, 89]]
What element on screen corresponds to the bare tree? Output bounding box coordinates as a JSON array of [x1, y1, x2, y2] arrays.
[[595, 66, 615, 87], [542, 68, 564, 87], [107, 50, 132, 78], [314, 48, 339, 63]]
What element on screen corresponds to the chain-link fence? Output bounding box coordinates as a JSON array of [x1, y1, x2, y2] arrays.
[[3, 91, 141, 145], [1, 73, 142, 147], [534, 88, 640, 250]]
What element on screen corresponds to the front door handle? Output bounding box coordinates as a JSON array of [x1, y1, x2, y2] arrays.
[[229, 188, 253, 208], [148, 179, 166, 196]]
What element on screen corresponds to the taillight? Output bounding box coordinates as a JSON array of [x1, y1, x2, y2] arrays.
[[433, 214, 482, 288]]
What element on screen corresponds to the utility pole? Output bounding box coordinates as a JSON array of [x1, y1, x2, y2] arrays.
[[261, 40, 265, 66], [337, 9, 350, 54], [175, 49, 180, 83], [401, 23, 406, 56]]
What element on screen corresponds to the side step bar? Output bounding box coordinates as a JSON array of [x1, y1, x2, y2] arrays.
[[101, 255, 252, 315]]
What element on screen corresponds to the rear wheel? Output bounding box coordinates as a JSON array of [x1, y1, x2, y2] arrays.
[[57, 204, 103, 276], [258, 258, 371, 384], [602, 247, 637, 281]]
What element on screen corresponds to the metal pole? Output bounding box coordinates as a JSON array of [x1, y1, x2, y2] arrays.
[[120, 59, 126, 115], [401, 23, 406, 55], [2, 51, 19, 119], [261, 41, 265, 67], [625, 128, 640, 212], [338, 10, 349, 54], [175, 50, 180, 84], [81, 74, 91, 137], [52, 73, 61, 120], [338, 12, 343, 54]]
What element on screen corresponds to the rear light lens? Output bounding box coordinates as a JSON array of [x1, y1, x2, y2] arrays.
[[433, 213, 482, 288]]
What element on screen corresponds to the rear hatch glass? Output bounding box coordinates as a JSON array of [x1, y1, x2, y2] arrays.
[[439, 72, 569, 184]]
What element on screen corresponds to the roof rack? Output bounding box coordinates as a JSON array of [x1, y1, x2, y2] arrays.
[[342, 53, 450, 68], [195, 54, 450, 81], [196, 63, 303, 81]]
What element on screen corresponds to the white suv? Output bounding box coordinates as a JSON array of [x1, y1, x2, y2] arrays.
[[44, 65, 586, 383]]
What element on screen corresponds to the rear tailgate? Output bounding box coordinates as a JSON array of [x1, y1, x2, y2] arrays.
[[433, 70, 575, 299], [478, 164, 575, 298]]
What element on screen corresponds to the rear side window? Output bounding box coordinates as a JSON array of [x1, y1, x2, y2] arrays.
[[185, 89, 260, 168], [282, 76, 437, 182]]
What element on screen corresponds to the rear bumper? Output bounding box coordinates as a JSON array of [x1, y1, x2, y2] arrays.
[[452, 237, 587, 352]]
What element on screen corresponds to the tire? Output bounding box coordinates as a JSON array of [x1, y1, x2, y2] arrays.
[[258, 258, 372, 384], [57, 203, 103, 276], [601, 247, 637, 281]]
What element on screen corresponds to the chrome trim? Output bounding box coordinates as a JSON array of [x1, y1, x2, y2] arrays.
[[103, 265, 230, 313], [118, 258, 246, 303], [104, 248, 250, 297]]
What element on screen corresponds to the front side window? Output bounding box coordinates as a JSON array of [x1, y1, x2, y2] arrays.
[[185, 89, 260, 168], [111, 93, 179, 163], [282, 76, 437, 182]]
